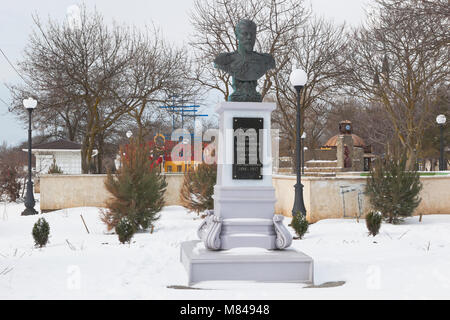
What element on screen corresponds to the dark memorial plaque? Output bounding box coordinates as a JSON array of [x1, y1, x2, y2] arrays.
[[233, 117, 263, 180]]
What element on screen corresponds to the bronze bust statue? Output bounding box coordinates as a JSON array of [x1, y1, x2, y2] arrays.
[[214, 19, 275, 102]]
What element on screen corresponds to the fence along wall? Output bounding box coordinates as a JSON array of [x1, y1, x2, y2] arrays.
[[40, 173, 450, 222]]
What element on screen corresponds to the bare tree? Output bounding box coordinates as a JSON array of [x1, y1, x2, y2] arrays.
[[377, 0, 449, 47], [270, 17, 348, 168], [419, 85, 450, 160], [303, 103, 333, 150], [8, 86, 86, 143], [118, 27, 199, 142], [8, 6, 136, 173], [342, 0, 449, 169], [190, 0, 310, 101], [9, 6, 203, 173]]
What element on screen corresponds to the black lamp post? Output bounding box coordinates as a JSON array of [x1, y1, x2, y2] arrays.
[[301, 131, 306, 174], [289, 68, 307, 217], [436, 114, 447, 171], [302, 146, 307, 175], [21, 98, 38, 216]]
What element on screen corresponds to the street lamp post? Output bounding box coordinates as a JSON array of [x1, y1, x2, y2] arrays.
[[303, 146, 308, 175], [301, 132, 306, 175], [436, 114, 447, 171], [21, 98, 38, 216], [289, 68, 307, 217]]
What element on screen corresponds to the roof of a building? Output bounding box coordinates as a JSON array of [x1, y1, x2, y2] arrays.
[[32, 139, 82, 150], [323, 134, 366, 148]]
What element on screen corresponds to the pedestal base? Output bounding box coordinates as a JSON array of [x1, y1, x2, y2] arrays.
[[21, 207, 38, 216], [180, 240, 314, 286], [198, 186, 293, 250]]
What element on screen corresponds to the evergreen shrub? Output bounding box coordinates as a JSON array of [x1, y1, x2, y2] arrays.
[[180, 163, 217, 216], [291, 212, 309, 239], [32, 217, 50, 248], [102, 140, 167, 231], [115, 216, 135, 244], [365, 211, 382, 236], [365, 154, 422, 224]]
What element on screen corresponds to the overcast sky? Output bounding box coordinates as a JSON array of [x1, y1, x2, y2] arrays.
[[0, 0, 371, 146]]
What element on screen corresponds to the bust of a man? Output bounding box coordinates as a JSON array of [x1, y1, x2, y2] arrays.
[[214, 19, 275, 102]]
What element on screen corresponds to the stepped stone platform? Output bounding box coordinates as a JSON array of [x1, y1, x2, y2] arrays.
[[180, 240, 314, 285]]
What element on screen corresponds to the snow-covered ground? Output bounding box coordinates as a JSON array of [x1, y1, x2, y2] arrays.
[[1, 199, 450, 299]]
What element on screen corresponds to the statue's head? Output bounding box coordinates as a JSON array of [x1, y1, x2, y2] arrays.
[[235, 19, 257, 54]]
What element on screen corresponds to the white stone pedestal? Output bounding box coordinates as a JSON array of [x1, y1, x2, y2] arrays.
[[180, 101, 314, 285], [181, 240, 314, 285]]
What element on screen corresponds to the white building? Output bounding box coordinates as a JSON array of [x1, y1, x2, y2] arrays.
[[24, 140, 83, 175]]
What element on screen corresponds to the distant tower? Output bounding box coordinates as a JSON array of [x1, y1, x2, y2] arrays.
[[339, 120, 353, 135]]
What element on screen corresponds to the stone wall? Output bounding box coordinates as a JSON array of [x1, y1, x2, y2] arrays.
[[273, 173, 450, 222], [40, 173, 185, 211], [304, 149, 336, 162], [40, 172, 450, 222], [164, 174, 185, 205]]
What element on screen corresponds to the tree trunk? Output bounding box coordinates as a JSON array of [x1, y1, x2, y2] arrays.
[[81, 132, 95, 174], [97, 134, 104, 174], [137, 120, 145, 144], [81, 143, 89, 174], [405, 147, 417, 171]]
